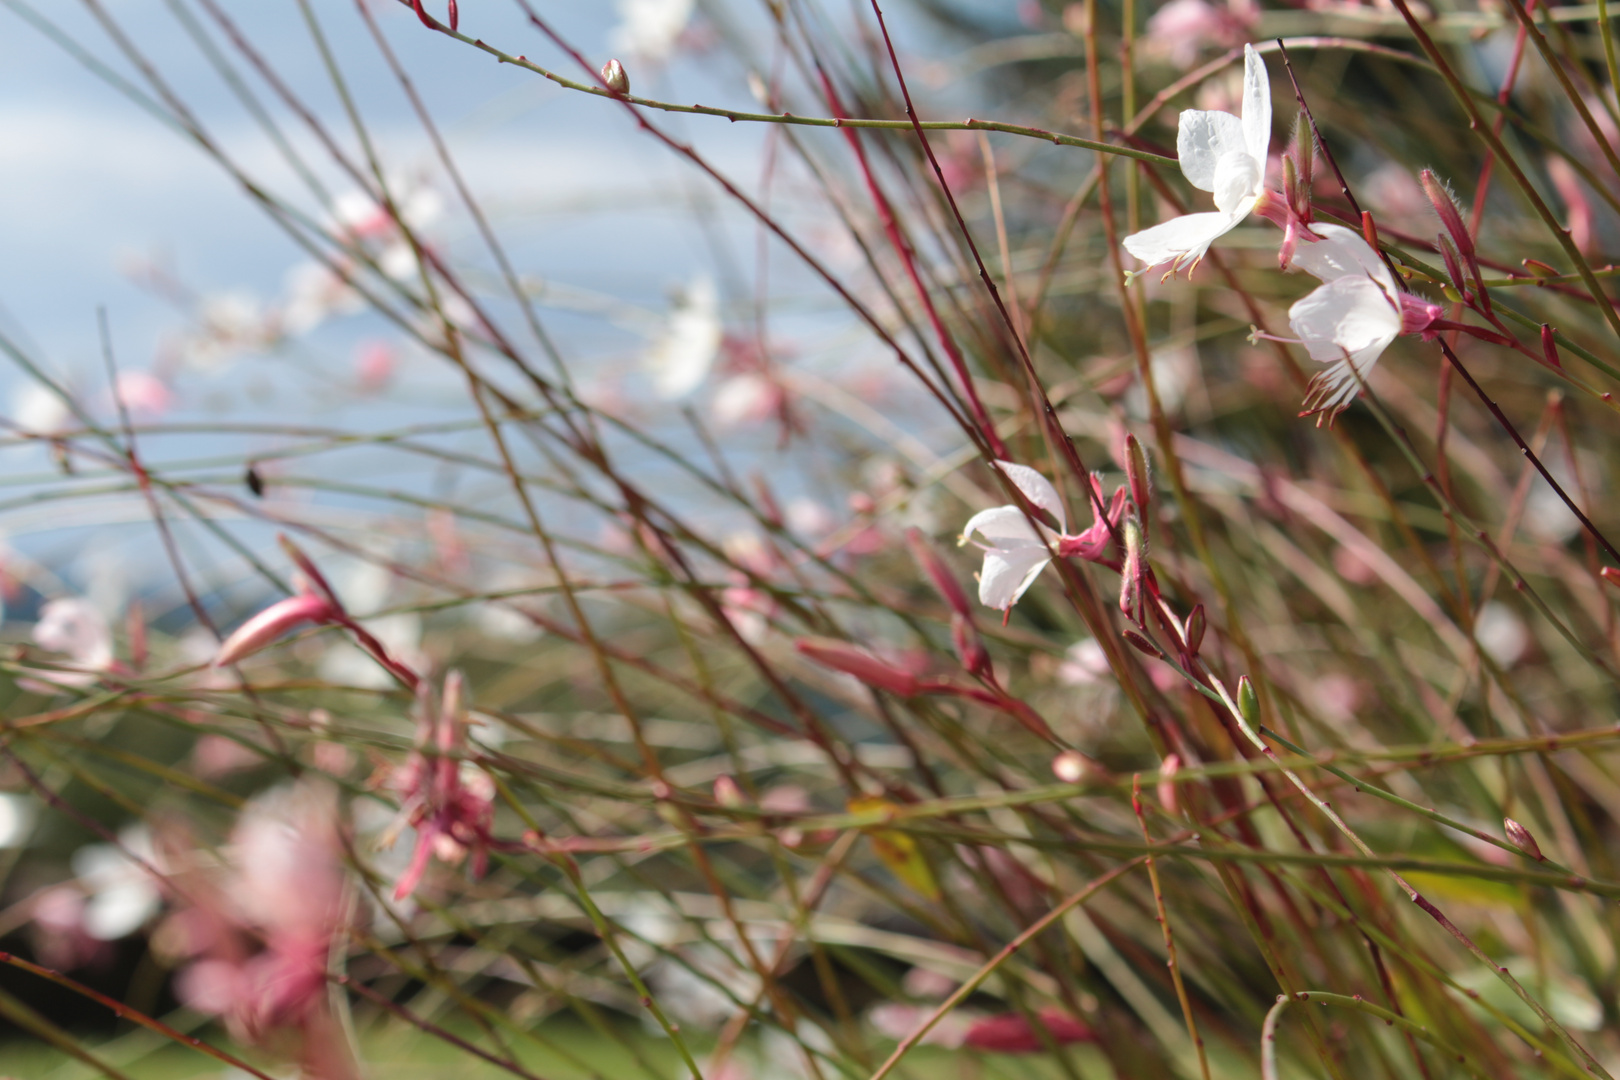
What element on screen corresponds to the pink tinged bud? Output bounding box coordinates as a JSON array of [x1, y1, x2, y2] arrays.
[[951, 613, 992, 678], [1124, 434, 1151, 516], [1541, 324, 1563, 370], [1437, 233, 1469, 301], [713, 775, 746, 809], [411, 0, 434, 28], [1184, 604, 1206, 655], [1504, 818, 1544, 861], [1122, 629, 1161, 658], [906, 528, 973, 617], [1157, 753, 1182, 816], [794, 638, 921, 697], [1420, 169, 1472, 258], [601, 58, 630, 95], [1398, 294, 1444, 338], [1602, 566, 1620, 587], [1360, 210, 1380, 255], [214, 593, 337, 667], [448, 0, 459, 31]]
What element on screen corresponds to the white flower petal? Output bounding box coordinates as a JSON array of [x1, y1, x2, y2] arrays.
[[1289, 223, 1394, 294], [1289, 276, 1401, 365], [1176, 110, 1249, 193], [1212, 151, 1263, 214], [993, 461, 1067, 533], [1242, 44, 1272, 167], [1123, 208, 1249, 271], [978, 545, 1053, 611], [963, 505, 1045, 548]]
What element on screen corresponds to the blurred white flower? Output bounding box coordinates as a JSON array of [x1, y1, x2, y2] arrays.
[[647, 276, 722, 399], [334, 180, 443, 241], [1057, 638, 1111, 686], [180, 292, 272, 371], [1124, 44, 1270, 276], [611, 0, 694, 61], [1475, 601, 1530, 667], [711, 372, 781, 426], [33, 597, 113, 672], [0, 793, 35, 848], [11, 382, 72, 436], [71, 826, 162, 940], [281, 261, 363, 337]]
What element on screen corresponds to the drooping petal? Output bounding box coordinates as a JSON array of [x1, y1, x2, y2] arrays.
[[1177, 109, 1248, 194], [978, 545, 1053, 611], [1289, 223, 1394, 294], [1288, 277, 1401, 366], [1241, 43, 1272, 167], [1123, 208, 1249, 272], [993, 461, 1067, 533], [962, 505, 1045, 549]]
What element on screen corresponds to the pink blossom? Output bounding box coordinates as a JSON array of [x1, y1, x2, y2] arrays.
[[387, 672, 497, 900], [1140, 0, 1252, 69], [169, 780, 357, 1080], [963, 1008, 1094, 1053], [354, 340, 397, 393]]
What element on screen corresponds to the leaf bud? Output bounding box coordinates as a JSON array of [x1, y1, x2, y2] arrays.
[[1237, 675, 1261, 726]]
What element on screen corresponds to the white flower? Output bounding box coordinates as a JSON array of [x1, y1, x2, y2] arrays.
[[611, 0, 694, 62], [1287, 223, 1441, 418], [960, 463, 1124, 613], [646, 276, 722, 399], [33, 598, 113, 672], [11, 383, 72, 436], [1123, 43, 1271, 276]]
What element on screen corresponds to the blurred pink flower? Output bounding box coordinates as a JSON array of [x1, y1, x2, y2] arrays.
[[386, 672, 497, 900], [963, 1008, 1094, 1053], [869, 1002, 975, 1048], [169, 780, 357, 1080], [1141, 0, 1254, 68], [113, 371, 174, 419], [354, 340, 397, 393]]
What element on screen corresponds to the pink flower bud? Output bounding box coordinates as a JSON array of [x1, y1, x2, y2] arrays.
[[1504, 818, 1544, 861], [951, 613, 992, 678], [1420, 169, 1473, 258], [1157, 753, 1182, 816], [713, 775, 746, 809], [906, 527, 972, 617], [601, 58, 630, 95], [214, 592, 337, 668], [1541, 324, 1563, 370], [795, 638, 920, 697]]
